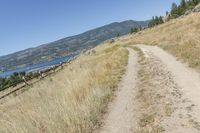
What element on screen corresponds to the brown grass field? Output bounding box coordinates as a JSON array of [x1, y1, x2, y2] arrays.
[[0, 43, 128, 133]]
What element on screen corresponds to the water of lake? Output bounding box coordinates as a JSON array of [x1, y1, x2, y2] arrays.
[[0, 53, 77, 78]]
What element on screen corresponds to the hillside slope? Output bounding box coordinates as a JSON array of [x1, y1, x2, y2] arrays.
[[119, 12, 200, 70], [1, 11, 200, 133], [0, 20, 149, 71], [0, 43, 129, 133]]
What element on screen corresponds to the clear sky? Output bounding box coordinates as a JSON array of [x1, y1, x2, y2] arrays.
[[0, 0, 180, 56]]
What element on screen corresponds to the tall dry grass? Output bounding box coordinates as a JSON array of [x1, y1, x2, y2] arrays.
[[0, 43, 128, 133], [119, 13, 200, 70]]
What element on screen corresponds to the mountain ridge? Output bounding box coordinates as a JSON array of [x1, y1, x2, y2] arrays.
[[0, 20, 149, 71]]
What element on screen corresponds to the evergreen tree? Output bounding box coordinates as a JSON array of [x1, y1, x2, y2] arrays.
[[159, 16, 164, 24], [171, 3, 179, 18], [130, 28, 138, 34], [148, 16, 164, 28], [148, 16, 155, 27], [171, 2, 178, 11], [187, 0, 195, 9], [181, 0, 186, 8], [130, 28, 134, 34], [179, 0, 187, 14], [116, 33, 120, 37], [193, 0, 200, 5], [134, 28, 138, 32], [148, 0, 200, 23], [139, 25, 142, 31], [155, 16, 159, 25]]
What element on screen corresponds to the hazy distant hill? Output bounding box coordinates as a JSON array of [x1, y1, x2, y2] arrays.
[[0, 20, 149, 70]]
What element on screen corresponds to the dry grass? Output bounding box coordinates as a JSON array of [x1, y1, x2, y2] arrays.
[[0, 43, 128, 133], [119, 12, 200, 70]]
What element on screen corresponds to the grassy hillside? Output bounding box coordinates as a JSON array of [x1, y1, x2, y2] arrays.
[[0, 43, 128, 133], [1, 11, 200, 133], [120, 12, 200, 70]]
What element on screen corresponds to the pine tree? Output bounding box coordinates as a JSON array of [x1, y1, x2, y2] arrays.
[[187, 0, 195, 9], [171, 3, 179, 18], [148, 16, 155, 28], [116, 33, 120, 37], [159, 16, 164, 24], [179, 0, 186, 14], [181, 0, 186, 8], [139, 25, 142, 31], [171, 2, 178, 11], [130, 27, 138, 33], [155, 16, 159, 25], [193, 0, 200, 5], [165, 0, 200, 21], [130, 28, 134, 34], [134, 28, 138, 32]]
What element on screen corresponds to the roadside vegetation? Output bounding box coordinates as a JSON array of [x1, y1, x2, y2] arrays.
[[169, 0, 200, 19], [148, 16, 164, 28], [148, 0, 200, 28], [130, 26, 143, 34], [129, 0, 200, 41], [0, 72, 41, 91], [0, 72, 25, 91], [0, 43, 128, 133]]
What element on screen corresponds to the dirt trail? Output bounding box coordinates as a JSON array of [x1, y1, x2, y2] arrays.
[[135, 44, 200, 132], [99, 45, 200, 133], [98, 48, 138, 133]]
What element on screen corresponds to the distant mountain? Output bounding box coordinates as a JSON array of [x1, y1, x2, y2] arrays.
[[0, 20, 149, 71]]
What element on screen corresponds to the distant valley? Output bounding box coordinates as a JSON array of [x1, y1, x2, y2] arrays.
[[0, 20, 149, 71]]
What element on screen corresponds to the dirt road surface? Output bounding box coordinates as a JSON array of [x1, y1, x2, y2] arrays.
[[135, 44, 200, 132], [99, 48, 138, 133], [99, 45, 200, 133]]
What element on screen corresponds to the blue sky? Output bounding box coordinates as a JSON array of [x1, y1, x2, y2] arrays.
[[0, 0, 180, 56]]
